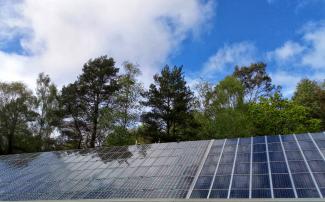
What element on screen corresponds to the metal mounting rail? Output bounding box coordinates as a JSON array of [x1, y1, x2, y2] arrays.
[[227, 138, 239, 199], [265, 136, 274, 198], [279, 135, 298, 198], [207, 139, 226, 198], [186, 139, 214, 199], [249, 136, 253, 198], [293, 134, 323, 198]]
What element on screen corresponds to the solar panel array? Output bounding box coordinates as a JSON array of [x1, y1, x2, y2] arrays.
[[0, 141, 208, 200], [0, 132, 325, 200], [190, 132, 325, 199]]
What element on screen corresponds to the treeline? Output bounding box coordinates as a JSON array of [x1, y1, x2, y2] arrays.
[[0, 56, 324, 154]]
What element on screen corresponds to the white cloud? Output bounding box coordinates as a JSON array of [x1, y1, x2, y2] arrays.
[[202, 42, 257, 76], [271, 71, 302, 97], [0, 0, 214, 89], [268, 22, 325, 97], [267, 41, 305, 63], [269, 22, 325, 70], [302, 25, 325, 69]]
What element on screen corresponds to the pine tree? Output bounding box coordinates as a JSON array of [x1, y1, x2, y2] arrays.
[[141, 65, 198, 142]]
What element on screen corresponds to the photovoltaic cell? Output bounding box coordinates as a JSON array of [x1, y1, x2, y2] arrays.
[[231, 175, 250, 189], [296, 189, 320, 198], [288, 161, 309, 173], [236, 153, 250, 162], [273, 189, 295, 198], [209, 190, 228, 198], [292, 173, 316, 188], [190, 190, 209, 198], [252, 163, 268, 174], [252, 175, 270, 188], [212, 175, 231, 189], [251, 189, 271, 198], [272, 174, 292, 188], [267, 143, 282, 152], [1, 140, 209, 200], [230, 189, 249, 198], [2, 132, 325, 200], [270, 162, 288, 173]]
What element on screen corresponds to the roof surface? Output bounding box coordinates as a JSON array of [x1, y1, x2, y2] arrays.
[[1, 132, 325, 200]]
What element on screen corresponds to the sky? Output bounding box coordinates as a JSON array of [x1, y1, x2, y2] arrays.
[[0, 0, 325, 97]]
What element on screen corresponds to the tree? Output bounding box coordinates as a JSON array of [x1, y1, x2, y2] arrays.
[[77, 56, 120, 147], [293, 79, 321, 115], [199, 76, 252, 139], [104, 62, 143, 146], [34, 73, 59, 150], [249, 93, 321, 136], [113, 62, 143, 129], [194, 79, 213, 111], [0, 82, 37, 154], [207, 76, 245, 111], [141, 65, 198, 142], [293, 79, 325, 130], [233, 63, 276, 102], [58, 83, 88, 149]]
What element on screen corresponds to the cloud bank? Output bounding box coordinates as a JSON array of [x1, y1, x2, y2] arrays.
[[202, 42, 257, 76], [0, 0, 214, 89], [201, 21, 325, 97]]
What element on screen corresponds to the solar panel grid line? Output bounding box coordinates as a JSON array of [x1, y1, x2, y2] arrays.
[[308, 132, 325, 192], [265, 136, 274, 198], [249, 136, 253, 198], [2, 134, 325, 200], [308, 133, 325, 165], [293, 134, 323, 198], [0, 140, 210, 200], [207, 139, 227, 198], [227, 138, 239, 199], [185, 140, 214, 199], [279, 134, 298, 198]]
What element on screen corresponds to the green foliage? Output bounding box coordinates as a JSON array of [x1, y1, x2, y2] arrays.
[[110, 62, 143, 129], [141, 65, 199, 142], [293, 79, 325, 129], [76, 56, 120, 147], [197, 76, 252, 139], [233, 63, 277, 102], [207, 76, 245, 110], [1, 58, 324, 154], [34, 73, 59, 151], [248, 93, 321, 135], [59, 83, 88, 149], [102, 62, 144, 146], [0, 82, 38, 154], [105, 126, 135, 146]]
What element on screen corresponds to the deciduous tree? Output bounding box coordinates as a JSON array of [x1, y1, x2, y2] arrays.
[[34, 73, 59, 150], [233, 63, 277, 102], [249, 93, 321, 135], [0, 82, 37, 154]]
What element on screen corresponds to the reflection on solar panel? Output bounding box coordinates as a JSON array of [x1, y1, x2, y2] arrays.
[[189, 132, 325, 199], [0, 132, 325, 200], [0, 141, 209, 200]]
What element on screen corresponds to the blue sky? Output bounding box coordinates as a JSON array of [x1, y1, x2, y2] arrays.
[[172, 0, 325, 96], [0, 0, 325, 97]]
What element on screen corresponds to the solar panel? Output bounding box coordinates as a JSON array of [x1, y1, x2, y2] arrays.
[[190, 132, 325, 199], [0, 141, 209, 200], [1, 132, 325, 200]]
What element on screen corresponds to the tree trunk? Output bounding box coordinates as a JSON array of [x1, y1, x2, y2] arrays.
[[90, 98, 99, 148], [7, 133, 13, 154], [73, 117, 83, 149], [7, 116, 18, 154]]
